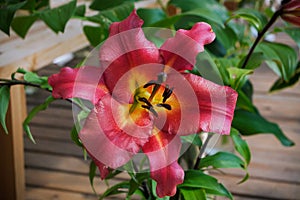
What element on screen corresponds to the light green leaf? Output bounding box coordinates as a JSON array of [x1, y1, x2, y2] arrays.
[[199, 152, 245, 169], [23, 71, 51, 90], [284, 27, 300, 49], [231, 128, 251, 166], [11, 14, 39, 38], [99, 181, 130, 200], [180, 188, 206, 200], [0, 86, 10, 134], [39, 0, 76, 33], [228, 8, 268, 31], [23, 96, 55, 143], [256, 42, 298, 81], [179, 170, 233, 200], [232, 109, 294, 146], [70, 125, 82, 147], [227, 67, 253, 90]]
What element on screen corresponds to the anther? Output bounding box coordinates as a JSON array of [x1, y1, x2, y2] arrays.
[[142, 105, 158, 117], [156, 103, 172, 110], [138, 97, 152, 107], [162, 87, 173, 103], [143, 80, 157, 88]]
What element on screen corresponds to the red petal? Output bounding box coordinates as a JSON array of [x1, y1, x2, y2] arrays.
[[156, 72, 237, 135], [80, 94, 153, 169], [160, 22, 215, 71], [99, 11, 161, 102], [282, 0, 300, 11], [281, 15, 300, 26], [142, 131, 184, 197], [48, 66, 108, 104], [88, 152, 110, 179]]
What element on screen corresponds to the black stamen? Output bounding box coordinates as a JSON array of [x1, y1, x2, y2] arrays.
[[162, 87, 173, 103], [138, 97, 152, 107], [156, 103, 172, 110], [142, 105, 158, 117], [143, 80, 157, 88]]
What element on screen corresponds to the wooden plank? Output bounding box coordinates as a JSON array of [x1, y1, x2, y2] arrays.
[[26, 187, 97, 200], [212, 173, 300, 200], [0, 86, 26, 200]]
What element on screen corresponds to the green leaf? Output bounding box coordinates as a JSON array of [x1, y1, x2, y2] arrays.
[[11, 14, 38, 38], [0, 1, 27, 35], [137, 8, 166, 27], [270, 62, 300, 92], [23, 71, 51, 90], [238, 52, 265, 69], [226, 67, 253, 90], [89, 0, 134, 11], [231, 128, 251, 166], [256, 42, 298, 81], [70, 125, 82, 147], [89, 160, 97, 194], [179, 170, 233, 200], [283, 27, 300, 49], [180, 188, 206, 200], [0, 86, 10, 134], [232, 109, 294, 146], [74, 4, 86, 17], [128, 172, 149, 196], [39, 0, 76, 33], [199, 152, 245, 169], [228, 8, 268, 31], [100, 181, 130, 200], [181, 134, 202, 146], [83, 25, 108, 47], [23, 96, 55, 143]]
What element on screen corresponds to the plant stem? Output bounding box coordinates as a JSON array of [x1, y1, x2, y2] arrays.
[[241, 9, 282, 69], [193, 133, 213, 169]]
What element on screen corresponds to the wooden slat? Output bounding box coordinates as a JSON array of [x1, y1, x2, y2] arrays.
[[0, 86, 26, 200]]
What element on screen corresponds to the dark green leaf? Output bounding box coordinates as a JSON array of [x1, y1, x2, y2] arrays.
[[74, 4, 86, 17], [270, 62, 300, 92], [180, 188, 206, 200], [256, 42, 298, 81], [128, 172, 149, 196], [11, 14, 38, 38], [137, 8, 166, 27], [89, 0, 134, 11], [179, 170, 233, 200], [199, 152, 245, 169], [229, 8, 268, 31], [39, 0, 76, 33], [89, 160, 97, 194], [232, 109, 294, 146], [231, 128, 251, 166], [0, 86, 10, 134], [83, 25, 108, 47], [100, 181, 130, 200], [0, 1, 27, 35], [23, 96, 55, 143]]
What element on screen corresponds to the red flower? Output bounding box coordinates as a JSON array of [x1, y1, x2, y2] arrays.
[[280, 0, 300, 26], [48, 10, 238, 197]]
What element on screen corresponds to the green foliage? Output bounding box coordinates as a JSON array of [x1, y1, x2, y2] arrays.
[[39, 0, 76, 33], [231, 128, 251, 166], [83, 26, 108, 47], [233, 109, 294, 146], [89, 0, 134, 11], [179, 170, 233, 200], [23, 96, 55, 143], [11, 14, 38, 38], [180, 188, 206, 200], [199, 152, 245, 169], [0, 86, 10, 134]]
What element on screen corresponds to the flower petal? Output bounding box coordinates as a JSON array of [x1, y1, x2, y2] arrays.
[[156, 72, 237, 136], [99, 11, 161, 102], [142, 130, 184, 197], [48, 66, 108, 104], [160, 22, 215, 71], [80, 94, 153, 169]]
